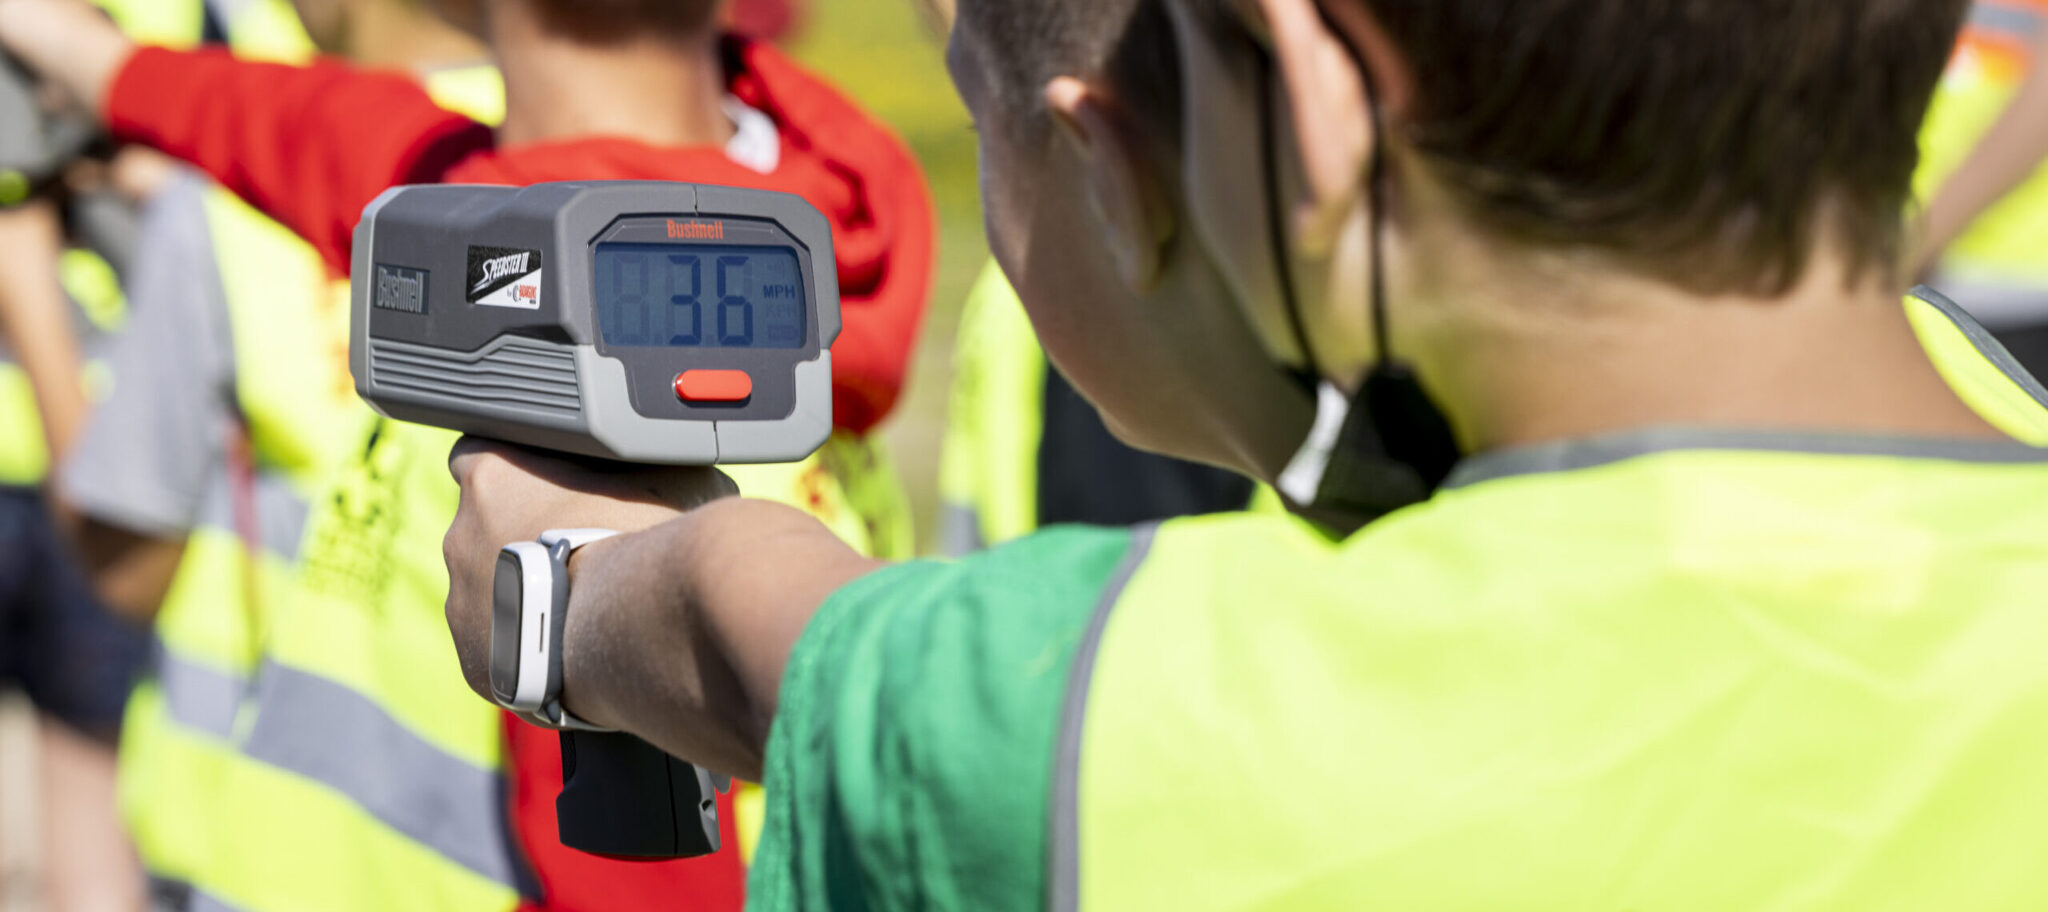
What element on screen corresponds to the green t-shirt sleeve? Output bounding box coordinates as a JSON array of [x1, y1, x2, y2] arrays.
[[748, 525, 1139, 911]]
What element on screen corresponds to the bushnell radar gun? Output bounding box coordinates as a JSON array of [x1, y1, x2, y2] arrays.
[[351, 180, 841, 859]]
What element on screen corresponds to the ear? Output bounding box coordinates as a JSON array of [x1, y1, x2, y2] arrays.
[[1045, 76, 1173, 293], [1258, 0, 1408, 256]]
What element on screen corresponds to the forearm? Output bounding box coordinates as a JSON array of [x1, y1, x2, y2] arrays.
[[0, 200, 87, 459], [0, 0, 131, 116], [559, 498, 884, 782], [6, 0, 487, 271]]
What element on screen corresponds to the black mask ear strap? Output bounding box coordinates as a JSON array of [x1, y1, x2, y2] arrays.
[[1352, 44, 1461, 491], [1258, 52, 1323, 387], [1361, 56, 1393, 371]]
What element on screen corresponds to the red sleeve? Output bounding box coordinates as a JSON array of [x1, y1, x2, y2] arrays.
[[822, 142, 934, 436], [103, 46, 492, 275], [504, 713, 747, 912]]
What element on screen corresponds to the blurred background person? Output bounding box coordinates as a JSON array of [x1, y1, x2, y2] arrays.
[[0, 161, 147, 912], [1919, 0, 2048, 374], [34, 5, 490, 910], [0, 1, 240, 905], [0, 2, 932, 912]]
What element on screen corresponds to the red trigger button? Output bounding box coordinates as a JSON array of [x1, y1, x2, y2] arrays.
[[674, 370, 753, 403]]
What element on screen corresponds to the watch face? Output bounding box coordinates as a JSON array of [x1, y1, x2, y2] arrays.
[[490, 549, 525, 705]]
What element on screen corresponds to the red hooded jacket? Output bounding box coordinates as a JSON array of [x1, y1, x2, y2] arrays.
[[101, 37, 934, 911], [105, 38, 932, 435]]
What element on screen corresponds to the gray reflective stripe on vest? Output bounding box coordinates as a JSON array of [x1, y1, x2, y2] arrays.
[[1914, 285, 2048, 410], [149, 461, 315, 740], [156, 645, 246, 740], [238, 662, 529, 890], [1447, 290, 2048, 490], [1049, 524, 1158, 912], [939, 502, 986, 556], [186, 888, 248, 912], [1445, 427, 2048, 490]]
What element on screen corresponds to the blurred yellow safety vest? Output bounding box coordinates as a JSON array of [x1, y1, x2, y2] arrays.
[[0, 251, 124, 485], [1055, 290, 2048, 911], [937, 263, 1046, 550], [1918, 0, 2048, 288], [91, 0, 312, 60], [116, 65, 500, 910], [114, 186, 371, 900]]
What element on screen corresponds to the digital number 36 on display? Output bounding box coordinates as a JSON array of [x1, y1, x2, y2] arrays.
[[348, 181, 841, 465]]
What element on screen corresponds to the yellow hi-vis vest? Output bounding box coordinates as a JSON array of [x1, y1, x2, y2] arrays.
[[89, 0, 204, 50], [938, 262, 1047, 551], [120, 66, 497, 908], [116, 186, 373, 896], [0, 250, 125, 485], [89, 0, 312, 60], [1052, 290, 2048, 911], [1918, 0, 2048, 287], [202, 0, 316, 62]]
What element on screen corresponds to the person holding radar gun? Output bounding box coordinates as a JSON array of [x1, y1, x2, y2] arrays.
[[437, 0, 2048, 908]]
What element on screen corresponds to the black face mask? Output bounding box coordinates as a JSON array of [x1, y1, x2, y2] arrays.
[[1257, 55, 1461, 534]]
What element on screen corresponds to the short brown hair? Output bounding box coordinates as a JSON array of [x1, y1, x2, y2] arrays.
[[958, 0, 1177, 142], [1340, 0, 1971, 293], [969, 0, 1971, 293]]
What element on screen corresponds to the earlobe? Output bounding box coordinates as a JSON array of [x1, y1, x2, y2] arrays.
[[1045, 77, 1171, 293]]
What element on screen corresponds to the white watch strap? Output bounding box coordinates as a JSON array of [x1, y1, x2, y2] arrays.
[[540, 528, 621, 551], [518, 529, 624, 733], [499, 541, 554, 716]]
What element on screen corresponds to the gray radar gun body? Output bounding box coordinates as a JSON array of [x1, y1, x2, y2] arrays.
[[351, 181, 843, 860], [352, 180, 839, 464]]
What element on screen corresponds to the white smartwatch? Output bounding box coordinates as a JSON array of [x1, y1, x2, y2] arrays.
[[490, 529, 619, 732]]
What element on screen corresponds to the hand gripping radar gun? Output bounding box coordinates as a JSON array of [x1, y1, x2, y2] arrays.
[[350, 181, 841, 859]]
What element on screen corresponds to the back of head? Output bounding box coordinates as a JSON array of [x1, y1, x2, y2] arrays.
[[1354, 0, 1971, 293], [968, 0, 1971, 294]]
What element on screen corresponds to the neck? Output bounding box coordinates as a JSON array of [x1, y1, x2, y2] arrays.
[[488, 5, 731, 149], [1389, 228, 2007, 453], [346, 0, 488, 70]]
